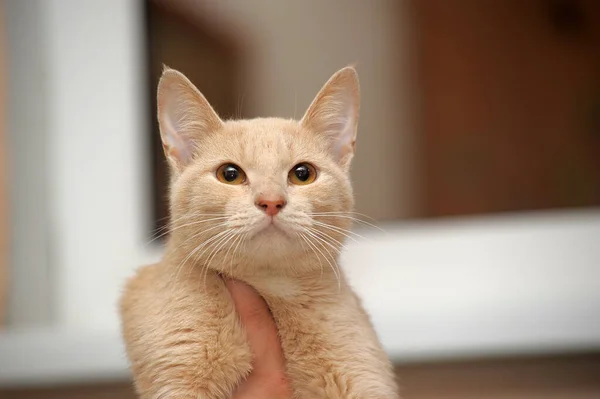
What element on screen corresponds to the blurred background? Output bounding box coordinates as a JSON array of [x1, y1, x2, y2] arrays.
[[1, 0, 600, 398]]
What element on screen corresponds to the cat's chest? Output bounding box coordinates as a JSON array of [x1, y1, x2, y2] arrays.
[[264, 292, 393, 398], [264, 289, 357, 352]]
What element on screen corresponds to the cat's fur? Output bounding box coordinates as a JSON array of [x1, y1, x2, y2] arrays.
[[119, 66, 399, 398]]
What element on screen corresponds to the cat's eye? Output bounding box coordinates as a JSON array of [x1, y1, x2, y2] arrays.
[[289, 163, 317, 185], [216, 163, 246, 185]]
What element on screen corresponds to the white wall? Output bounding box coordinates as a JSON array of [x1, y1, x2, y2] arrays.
[[41, 0, 160, 328], [6, 0, 160, 329], [5, 0, 54, 327]]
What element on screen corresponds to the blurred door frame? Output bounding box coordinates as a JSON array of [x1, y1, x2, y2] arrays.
[[145, 0, 245, 235]]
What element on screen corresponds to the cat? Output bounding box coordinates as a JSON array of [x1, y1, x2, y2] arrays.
[[119, 66, 400, 399]]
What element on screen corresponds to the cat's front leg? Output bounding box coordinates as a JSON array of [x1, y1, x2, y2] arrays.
[[119, 263, 253, 399], [274, 290, 399, 399]]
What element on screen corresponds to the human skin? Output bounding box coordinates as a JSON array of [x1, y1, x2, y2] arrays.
[[225, 279, 292, 399]]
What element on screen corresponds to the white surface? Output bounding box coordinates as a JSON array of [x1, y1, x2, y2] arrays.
[[0, 328, 129, 388], [1, 210, 599, 387], [40, 0, 159, 328], [5, 0, 160, 329], [5, 0, 54, 327], [343, 210, 600, 361]]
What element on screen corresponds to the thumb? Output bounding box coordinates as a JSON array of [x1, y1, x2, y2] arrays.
[[225, 279, 286, 375]]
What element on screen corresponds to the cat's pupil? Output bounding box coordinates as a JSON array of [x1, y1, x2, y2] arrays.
[[295, 165, 310, 181], [223, 166, 239, 182]]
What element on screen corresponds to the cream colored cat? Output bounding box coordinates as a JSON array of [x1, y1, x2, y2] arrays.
[[119, 66, 399, 398]]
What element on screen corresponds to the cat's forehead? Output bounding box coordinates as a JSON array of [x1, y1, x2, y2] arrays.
[[216, 118, 323, 167]]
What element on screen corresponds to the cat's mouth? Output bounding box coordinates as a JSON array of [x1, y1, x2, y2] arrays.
[[266, 220, 287, 233], [255, 216, 292, 238]]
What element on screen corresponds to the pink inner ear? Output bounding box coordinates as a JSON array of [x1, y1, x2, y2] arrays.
[[162, 114, 193, 165], [157, 68, 225, 168], [301, 68, 359, 164], [331, 105, 357, 158]]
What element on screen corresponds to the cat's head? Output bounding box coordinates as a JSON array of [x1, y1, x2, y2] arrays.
[[159, 66, 360, 274]]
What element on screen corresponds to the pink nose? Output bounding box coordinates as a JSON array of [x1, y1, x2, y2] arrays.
[[255, 196, 286, 216]]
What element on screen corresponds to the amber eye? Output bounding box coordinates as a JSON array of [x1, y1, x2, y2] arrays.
[[289, 163, 317, 185], [216, 163, 246, 185]]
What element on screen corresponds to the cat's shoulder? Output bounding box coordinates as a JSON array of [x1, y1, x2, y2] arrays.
[[126, 262, 162, 284], [119, 263, 172, 313], [122, 263, 164, 294]]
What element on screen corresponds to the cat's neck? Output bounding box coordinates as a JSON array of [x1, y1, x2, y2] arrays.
[[163, 239, 348, 299], [243, 270, 349, 301]]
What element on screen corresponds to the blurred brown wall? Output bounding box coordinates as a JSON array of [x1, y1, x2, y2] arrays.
[[413, 0, 600, 217]]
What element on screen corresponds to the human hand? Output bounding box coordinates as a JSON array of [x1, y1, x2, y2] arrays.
[[225, 279, 292, 399]]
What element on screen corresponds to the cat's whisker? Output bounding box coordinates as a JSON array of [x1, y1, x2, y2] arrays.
[[309, 210, 378, 221], [153, 214, 231, 233], [311, 220, 368, 243], [240, 231, 251, 259], [304, 229, 342, 276], [228, 232, 247, 278], [175, 233, 229, 280], [157, 212, 230, 223], [188, 230, 233, 292], [171, 229, 231, 284], [199, 230, 237, 278], [148, 216, 232, 244], [305, 227, 342, 254], [147, 223, 227, 248], [168, 222, 232, 261], [222, 233, 241, 277], [298, 232, 324, 279], [295, 232, 317, 279], [150, 213, 200, 229], [228, 231, 251, 277], [307, 227, 345, 250], [236, 92, 246, 119], [151, 212, 232, 234], [202, 230, 237, 291], [169, 235, 208, 278], [296, 231, 311, 258], [301, 229, 341, 290], [309, 213, 385, 232], [206, 230, 237, 276]]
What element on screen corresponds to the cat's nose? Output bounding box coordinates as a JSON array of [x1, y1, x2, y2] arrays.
[[255, 196, 287, 216]]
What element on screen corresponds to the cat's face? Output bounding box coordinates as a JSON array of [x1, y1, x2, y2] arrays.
[[159, 67, 360, 273]]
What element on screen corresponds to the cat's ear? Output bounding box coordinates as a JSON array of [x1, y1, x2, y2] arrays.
[[300, 66, 360, 169], [157, 67, 223, 172]]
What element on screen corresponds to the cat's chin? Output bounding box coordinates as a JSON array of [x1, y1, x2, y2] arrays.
[[250, 217, 295, 238], [244, 222, 301, 255], [252, 223, 291, 242]]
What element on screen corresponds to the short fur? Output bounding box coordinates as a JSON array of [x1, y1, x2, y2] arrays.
[[119, 66, 400, 398]]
